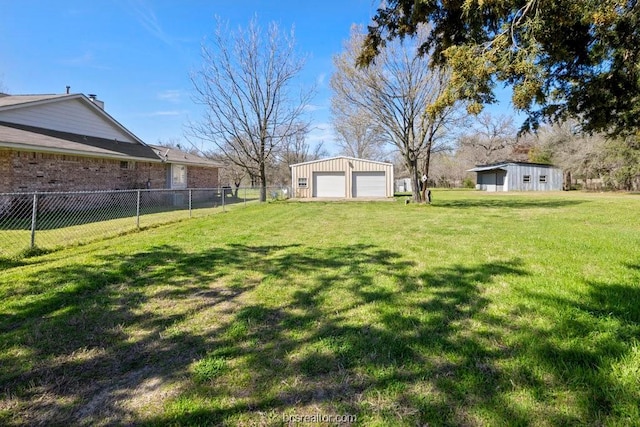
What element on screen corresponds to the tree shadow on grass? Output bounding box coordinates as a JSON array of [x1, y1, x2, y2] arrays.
[[0, 242, 412, 425], [141, 254, 532, 426], [435, 197, 587, 210], [7, 242, 634, 426], [510, 264, 640, 424]]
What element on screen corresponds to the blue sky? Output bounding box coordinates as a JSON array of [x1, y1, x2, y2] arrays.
[[1, 0, 516, 155]]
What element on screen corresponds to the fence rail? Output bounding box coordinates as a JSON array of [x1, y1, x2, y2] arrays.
[[0, 187, 289, 258]]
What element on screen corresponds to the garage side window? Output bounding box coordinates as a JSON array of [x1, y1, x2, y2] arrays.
[[298, 177, 308, 188]]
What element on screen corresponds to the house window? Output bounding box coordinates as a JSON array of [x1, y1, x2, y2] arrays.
[[523, 175, 531, 183], [539, 175, 547, 183], [172, 164, 187, 188], [298, 177, 308, 188], [120, 161, 134, 169]]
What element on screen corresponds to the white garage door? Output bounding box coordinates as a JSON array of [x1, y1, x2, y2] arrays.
[[353, 171, 386, 197], [313, 172, 346, 197]]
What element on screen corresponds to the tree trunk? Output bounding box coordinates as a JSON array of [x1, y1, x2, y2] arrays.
[[233, 181, 240, 198], [259, 161, 267, 202], [406, 156, 421, 202], [563, 170, 572, 191], [420, 142, 432, 202]]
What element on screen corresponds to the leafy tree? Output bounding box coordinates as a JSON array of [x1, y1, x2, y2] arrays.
[[331, 24, 463, 202], [189, 16, 313, 202], [359, 0, 640, 136]]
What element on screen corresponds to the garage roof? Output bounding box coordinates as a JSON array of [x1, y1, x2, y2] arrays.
[[290, 156, 392, 167], [467, 161, 557, 172]]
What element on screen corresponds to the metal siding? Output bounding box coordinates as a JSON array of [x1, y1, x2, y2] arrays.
[[291, 157, 393, 198], [506, 164, 563, 191]]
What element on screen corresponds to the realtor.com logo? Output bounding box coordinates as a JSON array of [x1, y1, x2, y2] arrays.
[[282, 413, 357, 424]]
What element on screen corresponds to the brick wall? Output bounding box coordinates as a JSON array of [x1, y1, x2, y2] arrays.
[[5, 149, 169, 192], [1, 149, 218, 193], [187, 165, 219, 188], [0, 150, 12, 193]]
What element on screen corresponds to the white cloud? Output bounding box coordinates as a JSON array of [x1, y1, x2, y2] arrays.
[[304, 103, 325, 113], [145, 110, 186, 117], [130, 0, 175, 47], [306, 122, 339, 155], [157, 89, 183, 103]]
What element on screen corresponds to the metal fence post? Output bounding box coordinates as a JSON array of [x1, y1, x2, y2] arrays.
[[30, 193, 38, 249], [136, 190, 141, 229], [189, 189, 192, 218], [222, 188, 225, 212], [244, 187, 246, 207]]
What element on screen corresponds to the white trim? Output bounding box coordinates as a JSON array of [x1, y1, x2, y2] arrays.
[[290, 156, 393, 168]]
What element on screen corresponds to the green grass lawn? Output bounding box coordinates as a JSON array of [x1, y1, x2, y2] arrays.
[[1, 190, 639, 426]]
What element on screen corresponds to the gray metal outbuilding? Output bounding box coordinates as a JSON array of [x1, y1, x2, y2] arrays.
[[290, 156, 394, 199], [468, 162, 563, 192]]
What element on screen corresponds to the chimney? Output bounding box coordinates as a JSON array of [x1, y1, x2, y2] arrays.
[[87, 93, 105, 110], [66, 85, 70, 94]]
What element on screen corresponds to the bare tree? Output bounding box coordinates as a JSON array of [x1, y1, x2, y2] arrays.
[[188, 16, 314, 201], [530, 121, 608, 189], [204, 151, 249, 197], [269, 122, 328, 186], [331, 24, 463, 202], [456, 113, 519, 165], [331, 97, 388, 160]]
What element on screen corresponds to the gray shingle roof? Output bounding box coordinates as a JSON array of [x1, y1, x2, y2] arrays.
[[148, 144, 223, 168], [0, 94, 71, 108], [0, 121, 160, 161]]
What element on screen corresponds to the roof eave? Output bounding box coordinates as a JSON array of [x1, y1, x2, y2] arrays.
[[290, 155, 393, 168], [0, 142, 163, 163], [0, 93, 147, 146]]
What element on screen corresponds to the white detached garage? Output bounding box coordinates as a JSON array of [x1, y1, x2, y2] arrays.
[[291, 156, 394, 199]]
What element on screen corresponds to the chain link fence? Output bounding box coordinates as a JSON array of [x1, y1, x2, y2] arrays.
[[0, 186, 290, 258]]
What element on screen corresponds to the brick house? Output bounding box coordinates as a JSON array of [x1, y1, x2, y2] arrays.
[[0, 92, 220, 193]]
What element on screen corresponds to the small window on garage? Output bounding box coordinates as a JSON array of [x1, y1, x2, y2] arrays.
[[539, 175, 547, 183], [298, 177, 308, 188], [523, 175, 531, 183]]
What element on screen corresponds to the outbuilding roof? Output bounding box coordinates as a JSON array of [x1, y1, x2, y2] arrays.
[[290, 156, 393, 168], [467, 161, 559, 172]]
